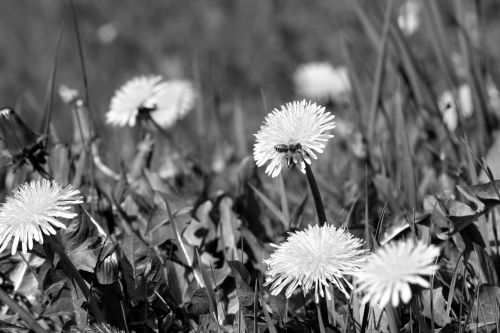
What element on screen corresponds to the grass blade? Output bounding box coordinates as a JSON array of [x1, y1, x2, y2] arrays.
[[249, 183, 288, 229], [41, 24, 64, 138], [367, 0, 393, 141]]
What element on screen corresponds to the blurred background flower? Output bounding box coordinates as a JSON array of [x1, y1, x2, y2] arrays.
[[294, 62, 351, 104], [356, 239, 440, 308]]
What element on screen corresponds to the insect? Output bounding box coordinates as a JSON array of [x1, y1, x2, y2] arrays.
[[274, 142, 303, 168]]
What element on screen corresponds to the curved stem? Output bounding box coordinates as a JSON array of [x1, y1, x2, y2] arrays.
[[304, 162, 327, 226], [0, 287, 48, 333]]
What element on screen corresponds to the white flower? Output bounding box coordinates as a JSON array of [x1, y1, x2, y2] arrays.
[[397, 0, 421, 36], [149, 79, 196, 129], [264, 224, 366, 303], [438, 85, 474, 131], [106, 76, 196, 129], [253, 100, 335, 178], [356, 239, 440, 308], [58, 85, 80, 105], [97, 23, 118, 44], [0, 179, 83, 255], [106, 75, 164, 127], [293, 63, 351, 103]]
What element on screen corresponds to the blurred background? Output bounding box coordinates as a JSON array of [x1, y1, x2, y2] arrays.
[[2, 0, 500, 196]]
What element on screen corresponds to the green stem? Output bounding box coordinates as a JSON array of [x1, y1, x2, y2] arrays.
[[0, 287, 48, 333], [316, 302, 326, 333], [384, 304, 400, 333], [304, 162, 327, 226], [47, 236, 104, 322]]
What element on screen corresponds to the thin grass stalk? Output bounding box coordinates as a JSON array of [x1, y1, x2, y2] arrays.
[[0, 288, 48, 333], [364, 165, 371, 249], [46, 236, 104, 322], [253, 280, 258, 333], [367, 0, 393, 141], [316, 302, 326, 333], [163, 195, 204, 287], [384, 305, 400, 333], [340, 36, 368, 132], [360, 302, 370, 333], [41, 24, 64, 137], [410, 296, 431, 333]]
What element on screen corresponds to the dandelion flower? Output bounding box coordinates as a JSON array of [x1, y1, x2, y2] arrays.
[[106, 76, 195, 129], [149, 79, 196, 129], [293, 63, 351, 103], [356, 239, 440, 307], [264, 224, 366, 303], [106, 75, 164, 127], [0, 179, 83, 255], [253, 100, 335, 178], [397, 0, 421, 36]]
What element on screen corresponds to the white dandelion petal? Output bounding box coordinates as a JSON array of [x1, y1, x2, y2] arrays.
[[294, 63, 351, 103], [148, 79, 196, 129], [356, 239, 440, 308], [253, 100, 335, 178], [264, 224, 367, 302], [106, 76, 196, 130], [106, 75, 164, 127], [0, 179, 83, 255]]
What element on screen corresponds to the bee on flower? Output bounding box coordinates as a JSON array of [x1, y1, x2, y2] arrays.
[[0, 179, 83, 255], [105, 75, 196, 130], [253, 100, 335, 178]]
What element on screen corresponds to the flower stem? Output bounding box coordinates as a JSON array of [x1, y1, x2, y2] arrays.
[[46, 236, 105, 322], [384, 304, 400, 333], [0, 287, 48, 333], [304, 162, 327, 226], [316, 302, 326, 333]]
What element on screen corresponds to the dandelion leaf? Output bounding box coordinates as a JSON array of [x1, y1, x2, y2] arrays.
[[228, 260, 254, 307], [470, 284, 500, 331], [421, 287, 450, 327]]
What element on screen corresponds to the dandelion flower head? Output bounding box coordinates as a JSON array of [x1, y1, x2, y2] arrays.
[[264, 224, 366, 303], [294, 62, 351, 103], [106, 76, 196, 129], [0, 179, 83, 255], [356, 239, 440, 307], [148, 79, 196, 129], [106, 75, 164, 127], [253, 100, 335, 178]]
